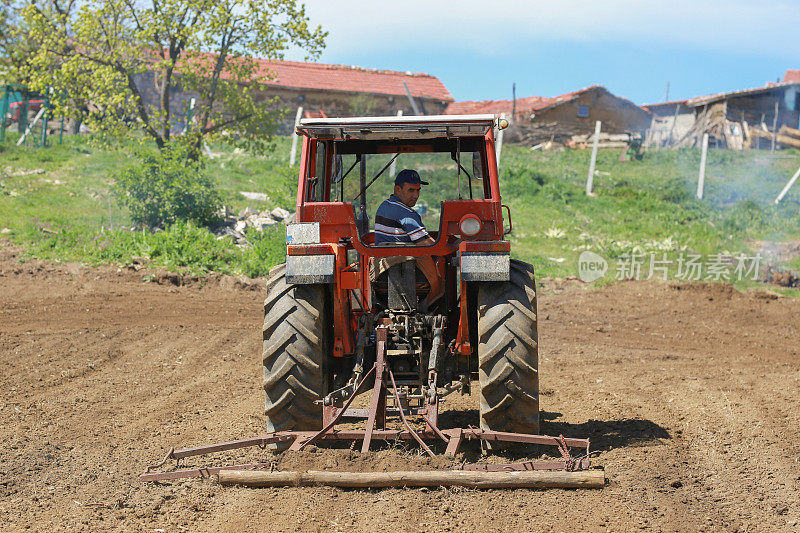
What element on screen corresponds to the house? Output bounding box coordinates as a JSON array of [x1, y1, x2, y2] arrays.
[[135, 59, 454, 133], [445, 86, 652, 145], [643, 75, 800, 149], [783, 70, 800, 83]]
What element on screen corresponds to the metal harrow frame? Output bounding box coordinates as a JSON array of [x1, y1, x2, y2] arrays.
[[141, 327, 591, 482]]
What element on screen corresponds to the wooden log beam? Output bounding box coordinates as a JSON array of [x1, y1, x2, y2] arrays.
[[779, 125, 800, 139], [749, 127, 772, 140], [218, 469, 606, 490], [776, 134, 800, 149], [748, 127, 800, 148], [752, 129, 800, 148]]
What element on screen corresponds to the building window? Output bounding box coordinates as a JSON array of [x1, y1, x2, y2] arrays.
[[577, 105, 589, 118]]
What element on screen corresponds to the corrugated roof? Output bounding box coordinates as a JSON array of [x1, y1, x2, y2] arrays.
[[685, 81, 800, 107], [642, 99, 689, 109], [252, 58, 454, 102]]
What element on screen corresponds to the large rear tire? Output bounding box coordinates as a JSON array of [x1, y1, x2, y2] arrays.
[[262, 264, 329, 449], [476, 259, 540, 442]]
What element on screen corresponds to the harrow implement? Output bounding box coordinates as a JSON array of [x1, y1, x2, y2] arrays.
[[141, 328, 599, 488]]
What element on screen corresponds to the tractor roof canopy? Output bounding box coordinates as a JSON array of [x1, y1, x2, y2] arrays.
[[297, 114, 496, 141]]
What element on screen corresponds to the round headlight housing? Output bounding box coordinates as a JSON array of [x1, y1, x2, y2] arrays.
[[459, 215, 482, 236]]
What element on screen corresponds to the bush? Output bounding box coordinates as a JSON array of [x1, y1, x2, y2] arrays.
[[241, 225, 286, 277], [113, 142, 222, 228]]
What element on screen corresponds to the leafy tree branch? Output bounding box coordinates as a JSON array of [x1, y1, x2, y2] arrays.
[[18, 0, 326, 154]]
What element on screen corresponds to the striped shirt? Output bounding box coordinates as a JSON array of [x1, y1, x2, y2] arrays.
[[374, 195, 430, 244]]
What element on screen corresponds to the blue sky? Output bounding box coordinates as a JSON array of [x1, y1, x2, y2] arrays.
[[288, 0, 800, 105]]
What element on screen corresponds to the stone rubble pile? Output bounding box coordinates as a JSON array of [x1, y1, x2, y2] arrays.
[[213, 206, 294, 247]]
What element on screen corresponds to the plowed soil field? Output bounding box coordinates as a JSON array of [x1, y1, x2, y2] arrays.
[[1, 242, 799, 532]]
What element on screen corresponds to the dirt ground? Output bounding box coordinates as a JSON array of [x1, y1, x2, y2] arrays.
[[1, 242, 799, 532]]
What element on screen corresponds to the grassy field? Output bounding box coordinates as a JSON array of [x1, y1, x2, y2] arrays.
[[1, 133, 799, 290], [500, 145, 800, 282]]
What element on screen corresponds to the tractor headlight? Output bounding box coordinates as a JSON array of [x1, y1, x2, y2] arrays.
[[459, 215, 482, 236]]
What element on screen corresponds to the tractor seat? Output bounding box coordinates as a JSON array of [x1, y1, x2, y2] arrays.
[[371, 258, 430, 311]]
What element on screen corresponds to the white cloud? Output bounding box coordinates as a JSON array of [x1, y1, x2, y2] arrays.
[[292, 0, 800, 60]]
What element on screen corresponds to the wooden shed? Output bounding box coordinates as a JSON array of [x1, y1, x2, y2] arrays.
[[446, 86, 652, 145], [643, 79, 800, 149]]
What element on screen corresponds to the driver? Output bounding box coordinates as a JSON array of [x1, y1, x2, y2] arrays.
[[372, 169, 443, 308]]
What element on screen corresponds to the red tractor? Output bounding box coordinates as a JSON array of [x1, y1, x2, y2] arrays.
[[263, 115, 539, 449]]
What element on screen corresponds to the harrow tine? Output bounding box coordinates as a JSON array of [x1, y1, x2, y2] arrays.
[[388, 369, 434, 457], [297, 364, 377, 451]]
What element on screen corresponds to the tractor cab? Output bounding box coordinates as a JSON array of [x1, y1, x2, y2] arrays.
[[290, 114, 511, 315], [294, 114, 506, 249]]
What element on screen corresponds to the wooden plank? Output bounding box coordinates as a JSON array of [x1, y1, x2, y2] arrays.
[[444, 430, 463, 457]]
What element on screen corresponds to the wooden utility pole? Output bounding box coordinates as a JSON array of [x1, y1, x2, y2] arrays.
[[665, 81, 670, 102], [512, 83, 516, 121], [586, 120, 602, 196]]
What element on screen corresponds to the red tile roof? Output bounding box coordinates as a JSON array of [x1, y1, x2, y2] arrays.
[[445, 96, 555, 120], [251, 59, 453, 102], [783, 69, 800, 83], [445, 86, 606, 120]]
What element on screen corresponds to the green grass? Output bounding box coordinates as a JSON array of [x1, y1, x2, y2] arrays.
[[499, 145, 800, 287], [12, 219, 284, 277], [1, 133, 799, 293], [0, 134, 287, 276]]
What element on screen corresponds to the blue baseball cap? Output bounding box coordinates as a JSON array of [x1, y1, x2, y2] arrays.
[[395, 169, 429, 186]]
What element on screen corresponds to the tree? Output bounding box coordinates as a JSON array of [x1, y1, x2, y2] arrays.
[[0, 0, 38, 85], [21, 0, 325, 153]]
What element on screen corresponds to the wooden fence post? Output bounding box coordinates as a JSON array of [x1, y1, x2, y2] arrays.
[[771, 100, 779, 154], [775, 164, 800, 204], [697, 133, 709, 199], [289, 106, 303, 167]]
